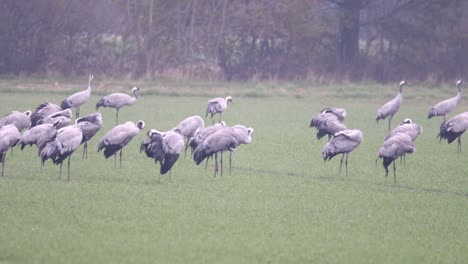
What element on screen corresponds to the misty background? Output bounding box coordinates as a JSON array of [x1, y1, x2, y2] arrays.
[[1, 0, 467, 83]]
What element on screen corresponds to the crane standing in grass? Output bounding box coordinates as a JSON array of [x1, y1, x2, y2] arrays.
[[173, 115, 205, 158], [206, 96, 232, 123], [96, 87, 140, 125], [376, 81, 407, 132], [428, 80, 463, 123], [378, 133, 415, 183], [438, 112, 468, 153], [322, 129, 363, 177], [0, 125, 21, 177], [310, 107, 347, 140], [60, 74, 94, 118]]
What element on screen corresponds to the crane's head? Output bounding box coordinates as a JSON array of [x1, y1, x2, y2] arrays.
[[456, 80, 463, 87], [23, 110, 32, 117], [132, 86, 140, 93], [226, 96, 233, 103], [402, 118, 413, 124], [399, 80, 407, 87], [136, 120, 145, 130]]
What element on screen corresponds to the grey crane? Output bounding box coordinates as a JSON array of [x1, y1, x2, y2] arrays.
[[96, 86, 140, 125], [206, 96, 232, 123], [40, 124, 83, 181], [74, 112, 103, 159], [437, 112, 468, 153], [386, 118, 422, 164], [193, 130, 237, 177], [376, 80, 407, 131], [60, 74, 94, 118], [141, 129, 184, 182], [19, 120, 62, 171], [37, 109, 72, 128], [30, 102, 63, 127], [378, 133, 415, 183], [173, 115, 205, 157], [98, 120, 145, 167], [222, 125, 254, 175], [0, 125, 21, 177], [322, 129, 363, 177], [310, 108, 347, 140], [428, 80, 463, 122], [0, 110, 32, 131], [188, 121, 227, 154]]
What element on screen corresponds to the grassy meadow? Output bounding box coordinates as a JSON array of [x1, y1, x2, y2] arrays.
[[0, 78, 467, 263]]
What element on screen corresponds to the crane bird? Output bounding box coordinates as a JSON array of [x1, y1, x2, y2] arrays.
[[428, 80, 463, 122], [0, 110, 32, 131], [378, 133, 415, 183], [193, 130, 238, 177], [30, 102, 63, 128], [322, 129, 363, 177], [141, 129, 184, 182], [188, 121, 227, 154], [40, 124, 83, 181], [37, 109, 72, 128], [173, 115, 205, 157], [386, 118, 422, 164], [222, 125, 254, 175], [98, 120, 145, 167], [437, 112, 468, 153], [0, 125, 21, 177], [96, 86, 140, 125], [74, 113, 103, 159], [376, 80, 407, 131], [310, 107, 347, 140], [19, 120, 62, 171], [206, 96, 232, 123], [60, 74, 94, 118]]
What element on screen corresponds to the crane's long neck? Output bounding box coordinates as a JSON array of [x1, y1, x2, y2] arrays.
[[133, 89, 139, 99], [456, 85, 462, 102]]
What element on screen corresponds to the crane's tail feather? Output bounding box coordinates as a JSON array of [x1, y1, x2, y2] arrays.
[[161, 153, 180, 175], [103, 145, 121, 159]]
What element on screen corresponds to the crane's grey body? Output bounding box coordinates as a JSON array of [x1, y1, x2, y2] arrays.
[[310, 108, 347, 140], [222, 125, 254, 174], [188, 122, 226, 153], [141, 129, 184, 182], [74, 113, 103, 159], [40, 124, 83, 180], [96, 87, 140, 125], [437, 112, 468, 153], [206, 96, 232, 123], [0, 125, 21, 176], [428, 80, 463, 122], [60, 74, 93, 118], [20, 121, 61, 152], [174, 115, 205, 157], [378, 133, 415, 183], [0, 110, 32, 131], [193, 130, 237, 177], [322, 129, 363, 177], [37, 109, 72, 128], [386, 119, 423, 142], [98, 120, 145, 167], [30, 102, 63, 127], [377, 81, 407, 131]]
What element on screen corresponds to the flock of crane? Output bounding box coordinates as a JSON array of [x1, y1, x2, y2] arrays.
[[311, 80, 464, 183], [0, 76, 465, 184], [0, 75, 253, 182]]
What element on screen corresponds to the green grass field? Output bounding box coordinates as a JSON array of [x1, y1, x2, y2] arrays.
[[0, 79, 467, 263]]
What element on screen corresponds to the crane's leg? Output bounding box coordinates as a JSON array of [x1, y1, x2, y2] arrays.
[[59, 162, 63, 179], [214, 152, 218, 177], [220, 151, 223, 177], [457, 137, 462, 153], [67, 155, 71, 182], [388, 117, 392, 132], [76, 108, 80, 119], [114, 153, 117, 168], [393, 161, 397, 184], [229, 152, 232, 175], [345, 153, 349, 177], [338, 153, 345, 176], [1, 154, 5, 177], [116, 109, 119, 125], [205, 156, 209, 171], [158, 172, 161, 184], [219, 113, 222, 123], [169, 169, 172, 183], [119, 149, 123, 168], [82, 142, 88, 159]]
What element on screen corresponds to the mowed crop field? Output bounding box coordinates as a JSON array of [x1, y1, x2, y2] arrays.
[[0, 79, 467, 263]]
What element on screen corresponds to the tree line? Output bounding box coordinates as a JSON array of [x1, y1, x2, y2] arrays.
[[1, 0, 467, 82]]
